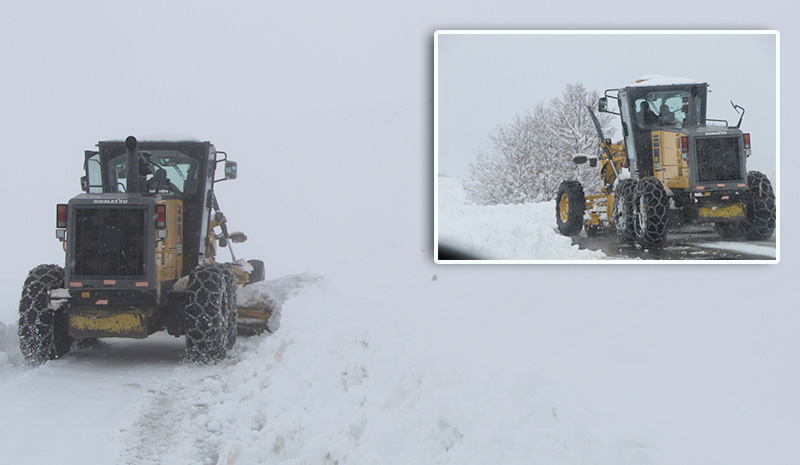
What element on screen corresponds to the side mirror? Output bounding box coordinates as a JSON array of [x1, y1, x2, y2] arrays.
[[81, 176, 89, 192], [598, 97, 608, 113], [224, 161, 238, 180]]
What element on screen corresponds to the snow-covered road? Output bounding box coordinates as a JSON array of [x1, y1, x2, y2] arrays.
[[0, 333, 184, 464]]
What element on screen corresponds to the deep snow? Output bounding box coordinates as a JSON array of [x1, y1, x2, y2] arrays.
[[437, 177, 606, 261], [0, 274, 708, 465]]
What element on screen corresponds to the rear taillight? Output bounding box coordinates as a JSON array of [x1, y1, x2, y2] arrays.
[[56, 204, 67, 228], [743, 133, 752, 157], [156, 204, 167, 229], [680, 136, 689, 152]]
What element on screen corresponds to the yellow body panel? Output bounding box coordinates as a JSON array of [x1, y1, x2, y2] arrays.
[[69, 311, 149, 339], [157, 199, 183, 283], [652, 131, 689, 189], [698, 203, 746, 221], [597, 140, 628, 194]]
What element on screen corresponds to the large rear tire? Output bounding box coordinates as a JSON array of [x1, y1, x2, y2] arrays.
[[612, 179, 637, 245], [184, 264, 237, 364], [634, 177, 669, 248], [18, 264, 72, 365], [742, 171, 776, 240], [555, 180, 585, 236]]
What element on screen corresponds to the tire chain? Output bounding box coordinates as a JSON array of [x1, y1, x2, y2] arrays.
[[184, 264, 237, 363], [744, 171, 776, 240], [613, 179, 637, 245], [18, 264, 71, 365], [635, 177, 669, 248]]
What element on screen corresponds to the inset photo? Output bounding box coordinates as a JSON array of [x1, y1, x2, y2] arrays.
[[434, 30, 778, 263]]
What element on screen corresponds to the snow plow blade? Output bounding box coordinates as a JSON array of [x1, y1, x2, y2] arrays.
[[235, 279, 283, 336], [236, 305, 275, 336], [234, 272, 323, 336]]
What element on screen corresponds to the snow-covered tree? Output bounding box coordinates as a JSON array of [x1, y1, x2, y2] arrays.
[[465, 83, 616, 205]]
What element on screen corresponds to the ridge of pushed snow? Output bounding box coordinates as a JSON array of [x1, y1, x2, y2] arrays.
[[0, 321, 24, 369], [116, 278, 656, 465], [437, 177, 606, 261]]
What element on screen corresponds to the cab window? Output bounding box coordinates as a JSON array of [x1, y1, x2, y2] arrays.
[[109, 150, 199, 199]]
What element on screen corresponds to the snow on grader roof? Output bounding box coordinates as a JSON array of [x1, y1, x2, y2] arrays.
[[628, 75, 704, 87], [102, 133, 204, 142]]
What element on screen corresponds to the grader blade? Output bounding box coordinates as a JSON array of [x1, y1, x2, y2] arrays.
[[235, 283, 281, 335], [236, 304, 276, 336]]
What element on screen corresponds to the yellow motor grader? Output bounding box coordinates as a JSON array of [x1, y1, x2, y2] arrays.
[[556, 78, 776, 248], [18, 136, 273, 365]]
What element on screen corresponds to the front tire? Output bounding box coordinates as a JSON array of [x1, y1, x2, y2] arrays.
[[612, 179, 637, 245], [18, 265, 72, 365], [555, 180, 585, 236], [634, 177, 669, 248], [184, 264, 237, 364]]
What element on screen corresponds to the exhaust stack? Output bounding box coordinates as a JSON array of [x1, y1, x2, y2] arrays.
[[125, 135, 140, 193]]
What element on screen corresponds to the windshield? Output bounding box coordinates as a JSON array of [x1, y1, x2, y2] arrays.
[[109, 149, 199, 198], [634, 90, 703, 130]]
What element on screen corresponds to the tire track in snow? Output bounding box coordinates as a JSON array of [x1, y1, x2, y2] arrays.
[[118, 368, 227, 465], [117, 273, 324, 465]]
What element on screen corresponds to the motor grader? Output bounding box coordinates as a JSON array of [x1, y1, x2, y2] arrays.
[[555, 77, 776, 248], [18, 136, 272, 365]]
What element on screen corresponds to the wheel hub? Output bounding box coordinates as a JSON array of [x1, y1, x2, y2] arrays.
[[559, 194, 569, 222]]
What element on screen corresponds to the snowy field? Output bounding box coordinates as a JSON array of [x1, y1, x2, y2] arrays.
[[437, 177, 606, 260], [437, 176, 778, 261]]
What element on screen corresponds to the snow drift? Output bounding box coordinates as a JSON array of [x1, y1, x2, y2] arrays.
[[115, 278, 663, 465], [437, 177, 606, 260]]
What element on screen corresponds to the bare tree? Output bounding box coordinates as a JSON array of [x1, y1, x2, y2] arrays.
[[464, 83, 615, 205]]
